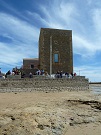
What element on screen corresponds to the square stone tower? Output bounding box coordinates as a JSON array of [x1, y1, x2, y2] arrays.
[[39, 28, 73, 74]]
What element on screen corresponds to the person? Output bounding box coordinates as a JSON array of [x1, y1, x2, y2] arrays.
[[7, 70, 11, 75], [71, 72, 73, 78], [36, 69, 41, 75], [29, 72, 33, 78], [2, 75, 5, 79], [60, 71, 63, 78], [5, 70, 11, 78], [65, 72, 69, 78], [0, 68, 1, 74], [74, 72, 76, 76], [56, 71, 60, 78], [45, 71, 49, 76], [0, 68, 2, 78], [12, 71, 15, 75], [41, 69, 44, 75]]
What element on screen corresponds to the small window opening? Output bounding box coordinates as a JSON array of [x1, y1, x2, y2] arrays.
[[54, 54, 59, 63], [30, 64, 34, 69]]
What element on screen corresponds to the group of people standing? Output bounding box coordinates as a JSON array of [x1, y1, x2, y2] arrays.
[[1, 67, 77, 79], [5, 68, 21, 78], [55, 71, 76, 78]]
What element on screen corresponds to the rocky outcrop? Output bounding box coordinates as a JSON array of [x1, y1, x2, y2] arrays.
[[0, 98, 101, 135]]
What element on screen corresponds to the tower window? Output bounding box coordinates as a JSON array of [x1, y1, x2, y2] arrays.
[[30, 64, 34, 69], [54, 54, 59, 63]]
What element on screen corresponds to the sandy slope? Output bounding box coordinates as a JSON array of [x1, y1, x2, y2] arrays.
[[0, 89, 101, 135]]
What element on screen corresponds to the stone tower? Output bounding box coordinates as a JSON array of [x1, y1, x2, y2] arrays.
[[39, 28, 73, 74]]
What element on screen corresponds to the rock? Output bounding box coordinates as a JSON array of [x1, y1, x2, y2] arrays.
[[37, 124, 44, 130], [11, 116, 15, 121], [69, 123, 74, 126]]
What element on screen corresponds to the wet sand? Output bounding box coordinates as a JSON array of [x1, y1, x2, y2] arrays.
[[0, 88, 101, 135]]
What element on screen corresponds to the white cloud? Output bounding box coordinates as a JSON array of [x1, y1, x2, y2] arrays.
[[0, 12, 39, 43], [1, 0, 101, 81], [39, 1, 78, 28], [73, 34, 96, 57], [87, 0, 93, 5], [37, 1, 101, 58], [0, 0, 31, 23], [0, 42, 38, 65], [26, 11, 49, 26], [74, 65, 101, 82], [92, 8, 101, 33], [0, 12, 39, 69]]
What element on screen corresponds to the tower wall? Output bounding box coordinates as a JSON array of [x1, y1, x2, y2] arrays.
[[39, 28, 73, 74]]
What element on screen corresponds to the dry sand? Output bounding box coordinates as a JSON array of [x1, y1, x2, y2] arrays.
[[0, 88, 101, 135]]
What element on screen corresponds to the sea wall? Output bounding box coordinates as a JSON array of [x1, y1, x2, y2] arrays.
[[0, 76, 89, 92]]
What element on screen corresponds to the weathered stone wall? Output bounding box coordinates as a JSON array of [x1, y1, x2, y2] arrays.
[[7, 75, 21, 79], [39, 28, 73, 74], [23, 58, 39, 69], [22, 58, 39, 75], [0, 77, 89, 92]]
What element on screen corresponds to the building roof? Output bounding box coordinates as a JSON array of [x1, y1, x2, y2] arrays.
[[23, 58, 39, 60]]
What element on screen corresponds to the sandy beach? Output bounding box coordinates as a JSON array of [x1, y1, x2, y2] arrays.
[[0, 88, 101, 135]]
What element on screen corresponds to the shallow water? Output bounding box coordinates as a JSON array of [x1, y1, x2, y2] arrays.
[[90, 85, 101, 94]]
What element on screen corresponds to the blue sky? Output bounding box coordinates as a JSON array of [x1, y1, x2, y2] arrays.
[[0, 0, 101, 82]]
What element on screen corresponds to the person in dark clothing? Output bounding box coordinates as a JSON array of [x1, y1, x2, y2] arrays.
[[29, 72, 33, 78], [60, 71, 63, 78], [71, 72, 73, 78]]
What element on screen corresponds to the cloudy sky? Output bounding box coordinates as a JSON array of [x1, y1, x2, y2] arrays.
[[0, 0, 101, 82]]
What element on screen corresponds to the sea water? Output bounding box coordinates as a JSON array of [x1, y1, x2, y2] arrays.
[[90, 85, 101, 94]]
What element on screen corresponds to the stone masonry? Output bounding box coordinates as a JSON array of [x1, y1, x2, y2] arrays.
[[39, 28, 73, 74], [0, 76, 89, 92], [22, 58, 39, 75]]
